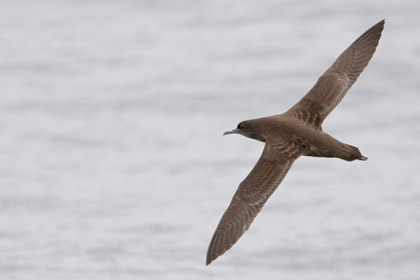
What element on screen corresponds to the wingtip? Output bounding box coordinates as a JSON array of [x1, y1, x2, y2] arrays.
[[376, 19, 385, 32], [206, 235, 215, 266], [371, 19, 385, 32], [366, 19, 385, 34], [206, 252, 216, 266], [206, 235, 219, 266], [205, 252, 211, 266], [206, 243, 223, 266]]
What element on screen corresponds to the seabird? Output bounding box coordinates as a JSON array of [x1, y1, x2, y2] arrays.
[[206, 20, 384, 265]]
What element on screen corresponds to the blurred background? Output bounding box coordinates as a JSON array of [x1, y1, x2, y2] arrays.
[[0, 0, 419, 279]]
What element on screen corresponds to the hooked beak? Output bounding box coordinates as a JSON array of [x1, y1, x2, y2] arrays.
[[223, 128, 240, 136]]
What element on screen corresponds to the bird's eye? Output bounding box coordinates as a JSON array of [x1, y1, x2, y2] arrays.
[[238, 124, 245, 130]]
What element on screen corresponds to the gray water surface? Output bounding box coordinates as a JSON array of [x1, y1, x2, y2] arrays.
[[0, 1, 419, 279]]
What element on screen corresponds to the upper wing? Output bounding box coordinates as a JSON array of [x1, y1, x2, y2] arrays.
[[286, 20, 384, 129], [206, 143, 301, 265]]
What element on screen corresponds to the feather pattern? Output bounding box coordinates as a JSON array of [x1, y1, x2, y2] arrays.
[[206, 144, 299, 265], [287, 20, 384, 129]]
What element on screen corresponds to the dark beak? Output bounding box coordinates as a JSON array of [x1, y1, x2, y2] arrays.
[[223, 128, 240, 136]]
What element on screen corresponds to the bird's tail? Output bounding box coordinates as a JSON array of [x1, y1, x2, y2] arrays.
[[345, 144, 368, 161]]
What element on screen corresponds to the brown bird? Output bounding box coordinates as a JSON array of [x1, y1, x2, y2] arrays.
[[206, 20, 384, 265]]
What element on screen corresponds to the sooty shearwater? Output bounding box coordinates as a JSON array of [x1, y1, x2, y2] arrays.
[[207, 20, 384, 265]]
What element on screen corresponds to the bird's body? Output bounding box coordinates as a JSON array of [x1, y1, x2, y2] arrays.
[[206, 20, 384, 265], [241, 114, 364, 161]]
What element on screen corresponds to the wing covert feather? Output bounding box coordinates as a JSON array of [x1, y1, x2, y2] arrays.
[[287, 20, 384, 128], [206, 145, 297, 265]]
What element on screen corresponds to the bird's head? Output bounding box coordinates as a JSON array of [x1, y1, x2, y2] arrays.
[[223, 120, 265, 142]]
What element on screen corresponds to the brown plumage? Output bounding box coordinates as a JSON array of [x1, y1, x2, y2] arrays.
[[206, 20, 384, 265]]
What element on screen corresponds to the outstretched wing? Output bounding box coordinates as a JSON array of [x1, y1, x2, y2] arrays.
[[286, 20, 384, 129], [206, 143, 300, 265]]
